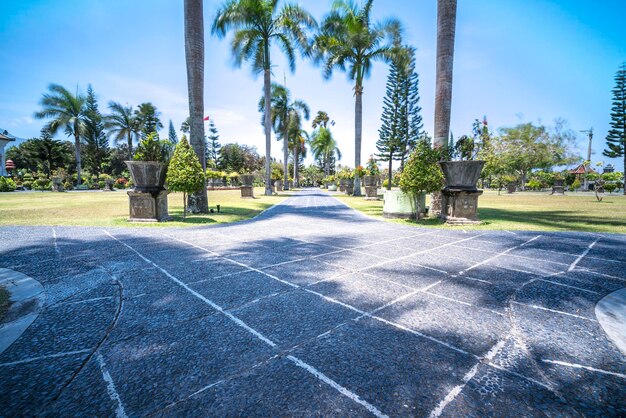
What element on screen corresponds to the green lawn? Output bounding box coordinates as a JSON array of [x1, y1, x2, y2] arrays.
[[0, 188, 286, 227], [333, 189, 626, 233]]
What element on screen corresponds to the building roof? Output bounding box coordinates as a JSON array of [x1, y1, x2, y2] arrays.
[[0, 130, 16, 142], [569, 164, 596, 175]]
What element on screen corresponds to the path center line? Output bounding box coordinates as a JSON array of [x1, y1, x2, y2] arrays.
[[568, 237, 600, 271]]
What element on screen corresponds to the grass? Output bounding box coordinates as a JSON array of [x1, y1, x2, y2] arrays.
[[0, 286, 9, 323], [0, 188, 286, 227], [333, 189, 626, 233]]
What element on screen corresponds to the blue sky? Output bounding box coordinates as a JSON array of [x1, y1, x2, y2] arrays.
[[1, 0, 625, 170]]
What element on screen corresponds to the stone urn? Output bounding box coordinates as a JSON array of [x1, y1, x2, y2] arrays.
[[363, 175, 379, 200], [275, 179, 284, 192], [240, 174, 255, 198], [439, 160, 485, 225], [551, 179, 565, 195], [104, 178, 114, 191], [339, 179, 347, 192], [125, 161, 169, 222], [51, 176, 64, 192], [344, 178, 354, 195], [328, 184, 338, 191], [383, 190, 426, 219], [506, 183, 516, 194], [362, 175, 378, 187]]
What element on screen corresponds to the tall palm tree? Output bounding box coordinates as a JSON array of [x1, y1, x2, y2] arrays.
[[104, 102, 139, 160], [212, 0, 316, 196], [315, 0, 401, 196], [258, 83, 309, 190], [310, 127, 341, 176], [434, 0, 457, 149], [311, 110, 334, 129], [34, 83, 87, 185], [184, 0, 209, 213], [289, 123, 308, 187]]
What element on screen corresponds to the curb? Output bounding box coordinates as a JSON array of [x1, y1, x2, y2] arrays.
[[0, 268, 45, 356], [596, 287, 626, 356]]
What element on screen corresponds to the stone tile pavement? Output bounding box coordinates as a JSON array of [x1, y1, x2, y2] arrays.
[[0, 189, 625, 416]]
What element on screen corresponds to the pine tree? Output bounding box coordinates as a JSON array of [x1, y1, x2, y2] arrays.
[[83, 85, 110, 175], [168, 120, 179, 146], [603, 62, 626, 195], [403, 48, 424, 169], [167, 135, 205, 219], [206, 120, 221, 163]]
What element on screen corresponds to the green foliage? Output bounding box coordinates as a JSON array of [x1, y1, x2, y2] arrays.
[[6, 128, 73, 175], [33, 177, 51, 191], [0, 177, 16, 192], [270, 162, 284, 181], [603, 63, 626, 166], [167, 135, 205, 219], [168, 120, 179, 146], [83, 85, 110, 175], [571, 179, 581, 191], [104, 102, 140, 159], [525, 179, 542, 191], [133, 133, 170, 163], [309, 127, 341, 175], [604, 183, 617, 193], [217, 143, 262, 173], [206, 120, 221, 163], [365, 156, 380, 176], [336, 167, 353, 180], [399, 139, 444, 214], [135, 102, 163, 138]]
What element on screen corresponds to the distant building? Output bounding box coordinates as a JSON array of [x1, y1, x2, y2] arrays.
[[603, 164, 615, 174], [569, 163, 596, 183], [0, 130, 16, 176]]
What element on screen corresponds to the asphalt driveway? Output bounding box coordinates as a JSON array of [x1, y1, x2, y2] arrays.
[[1, 189, 624, 416]]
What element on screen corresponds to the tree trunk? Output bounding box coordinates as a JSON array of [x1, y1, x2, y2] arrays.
[[127, 131, 133, 160], [75, 130, 82, 186], [184, 0, 208, 213], [387, 155, 393, 190], [263, 68, 272, 196], [433, 0, 457, 149], [293, 146, 298, 188], [353, 85, 363, 196], [325, 156, 329, 176], [283, 117, 290, 190], [183, 192, 187, 220]]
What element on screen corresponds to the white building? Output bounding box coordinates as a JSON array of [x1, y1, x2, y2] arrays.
[[0, 130, 16, 176]]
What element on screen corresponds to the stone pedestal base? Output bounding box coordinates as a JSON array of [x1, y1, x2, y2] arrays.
[[441, 189, 483, 225], [364, 186, 379, 200], [127, 189, 169, 222], [551, 186, 565, 195], [430, 191, 442, 216], [241, 185, 254, 198]]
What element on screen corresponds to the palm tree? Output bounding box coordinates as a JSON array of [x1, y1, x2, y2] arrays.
[[259, 83, 309, 190], [289, 123, 308, 187], [212, 0, 316, 196], [184, 0, 208, 213], [434, 0, 457, 148], [34, 83, 87, 185], [104, 102, 139, 160], [310, 127, 341, 176], [315, 0, 401, 196], [311, 110, 334, 129]]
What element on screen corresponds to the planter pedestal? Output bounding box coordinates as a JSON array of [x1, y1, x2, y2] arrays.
[[51, 177, 64, 192], [364, 186, 379, 200], [429, 192, 442, 216], [440, 189, 483, 225], [275, 180, 283, 192], [551, 180, 565, 195], [240, 186, 254, 198], [127, 189, 169, 222], [383, 190, 425, 219]]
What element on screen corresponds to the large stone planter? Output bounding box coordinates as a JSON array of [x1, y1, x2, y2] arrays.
[[339, 179, 347, 192], [104, 178, 114, 191], [551, 179, 565, 195], [344, 179, 354, 195], [275, 180, 284, 192], [383, 190, 426, 219], [506, 183, 516, 194], [363, 175, 378, 187], [125, 161, 169, 222], [439, 160, 485, 225], [51, 176, 64, 192], [240, 174, 255, 198]]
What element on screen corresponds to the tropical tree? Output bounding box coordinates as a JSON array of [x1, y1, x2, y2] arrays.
[[289, 123, 308, 187], [217, 143, 263, 173], [7, 128, 72, 176], [185, 0, 209, 212], [34, 83, 87, 185], [399, 138, 444, 218], [434, 0, 457, 149], [167, 135, 205, 219], [135, 102, 163, 137], [258, 82, 309, 189], [603, 62, 626, 194], [315, 0, 401, 196], [310, 126, 341, 176], [312, 110, 333, 129], [83, 85, 110, 175], [206, 120, 221, 164], [104, 102, 140, 160], [168, 120, 179, 146], [211, 0, 317, 195]]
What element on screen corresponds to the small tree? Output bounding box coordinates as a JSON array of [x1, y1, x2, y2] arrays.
[[166, 135, 205, 219], [399, 139, 444, 218], [603, 63, 626, 195]]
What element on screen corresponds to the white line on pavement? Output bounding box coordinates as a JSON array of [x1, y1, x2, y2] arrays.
[[0, 349, 91, 367], [287, 355, 389, 418], [96, 353, 128, 418], [568, 237, 600, 271], [52, 227, 60, 257], [511, 301, 597, 321], [537, 278, 599, 294], [459, 235, 542, 275], [542, 359, 626, 379]]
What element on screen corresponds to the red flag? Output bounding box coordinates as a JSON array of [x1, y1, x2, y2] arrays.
[[203, 115, 210, 121]]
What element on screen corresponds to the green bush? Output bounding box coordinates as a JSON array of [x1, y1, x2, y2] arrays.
[[33, 177, 51, 191], [571, 179, 581, 191], [525, 179, 542, 191], [64, 180, 73, 191], [604, 183, 617, 194], [0, 177, 17, 192]]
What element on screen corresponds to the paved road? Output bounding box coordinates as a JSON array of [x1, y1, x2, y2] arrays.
[[1, 189, 625, 417]]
